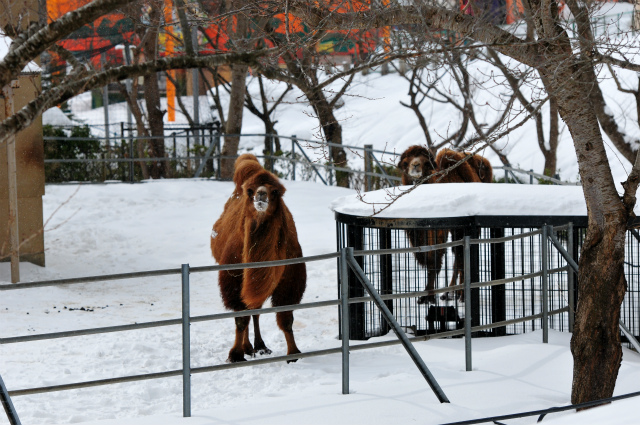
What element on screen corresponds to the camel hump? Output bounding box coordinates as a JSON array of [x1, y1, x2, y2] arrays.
[[471, 154, 493, 183], [436, 149, 481, 183], [233, 155, 263, 196]]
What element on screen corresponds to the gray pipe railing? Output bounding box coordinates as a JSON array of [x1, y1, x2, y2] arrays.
[[44, 131, 575, 186], [0, 223, 601, 420]]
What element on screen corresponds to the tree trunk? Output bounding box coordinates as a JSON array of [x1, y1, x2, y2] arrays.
[[140, 7, 166, 179], [220, 0, 249, 179], [221, 63, 248, 179], [546, 65, 628, 405], [541, 97, 559, 177], [308, 88, 349, 187]]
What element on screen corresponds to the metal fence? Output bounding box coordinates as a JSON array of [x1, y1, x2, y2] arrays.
[[43, 126, 572, 188], [336, 212, 640, 348], [0, 223, 608, 422]]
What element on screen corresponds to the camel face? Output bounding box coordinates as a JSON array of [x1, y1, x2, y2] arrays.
[[253, 185, 269, 212], [408, 157, 425, 179]]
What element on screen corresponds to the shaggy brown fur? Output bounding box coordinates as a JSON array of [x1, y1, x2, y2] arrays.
[[211, 159, 306, 363], [397, 145, 493, 303], [211, 154, 262, 261]]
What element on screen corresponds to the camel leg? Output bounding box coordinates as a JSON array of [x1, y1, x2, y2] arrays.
[[228, 316, 250, 363], [276, 311, 301, 363], [252, 314, 272, 355], [442, 229, 465, 302], [417, 229, 446, 305]]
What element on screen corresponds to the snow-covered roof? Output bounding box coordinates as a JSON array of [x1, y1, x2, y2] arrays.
[[0, 33, 41, 74], [330, 183, 616, 218]]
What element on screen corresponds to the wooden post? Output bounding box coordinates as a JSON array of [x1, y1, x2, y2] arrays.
[[3, 83, 19, 283]]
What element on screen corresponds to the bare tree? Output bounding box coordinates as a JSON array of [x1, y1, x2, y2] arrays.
[[244, 74, 293, 163]]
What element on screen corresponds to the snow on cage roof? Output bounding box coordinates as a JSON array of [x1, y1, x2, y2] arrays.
[[330, 183, 612, 219], [0, 33, 41, 74]]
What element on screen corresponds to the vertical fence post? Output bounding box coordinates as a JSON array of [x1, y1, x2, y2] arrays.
[[567, 222, 575, 333], [269, 134, 275, 173], [188, 132, 193, 172], [215, 133, 221, 180], [529, 169, 533, 184], [0, 373, 21, 425], [181, 264, 191, 417], [291, 136, 297, 181], [340, 248, 350, 395], [464, 236, 472, 371], [364, 144, 373, 192], [129, 130, 134, 183], [542, 226, 549, 344]]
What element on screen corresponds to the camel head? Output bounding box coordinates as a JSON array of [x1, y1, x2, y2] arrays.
[[242, 171, 286, 216], [398, 145, 436, 184]]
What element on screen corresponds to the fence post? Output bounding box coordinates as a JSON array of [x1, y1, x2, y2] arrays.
[[464, 236, 472, 372], [345, 249, 450, 403], [364, 144, 373, 192], [215, 133, 221, 180], [529, 169, 533, 184], [187, 131, 191, 172], [542, 226, 549, 344], [567, 222, 575, 333], [291, 135, 297, 181], [268, 134, 274, 173], [129, 130, 134, 183], [0, 373, 21, 425], [340, 248, 350, 395], [181, 264, 191, 417]]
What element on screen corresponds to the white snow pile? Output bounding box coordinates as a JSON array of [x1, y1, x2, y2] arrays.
[[330, 183, 608, 218], [1, 179, 640, 425], [43, 107, 78, 127]]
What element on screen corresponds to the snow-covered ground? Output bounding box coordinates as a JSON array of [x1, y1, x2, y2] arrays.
[[1, 180, 640, 425]]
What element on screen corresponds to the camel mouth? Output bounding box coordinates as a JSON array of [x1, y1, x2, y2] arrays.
[[408, 169, 422, 178], [254, 201, 269, 212]]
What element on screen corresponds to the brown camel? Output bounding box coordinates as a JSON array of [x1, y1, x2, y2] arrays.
[[397, 146, 493, 303]]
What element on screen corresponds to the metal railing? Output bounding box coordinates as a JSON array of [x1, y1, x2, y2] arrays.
[[0, 223, 599, 422], [43, 128, 574, 187]]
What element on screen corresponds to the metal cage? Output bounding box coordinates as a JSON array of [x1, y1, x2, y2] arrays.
[[336, 212, 640, 344]]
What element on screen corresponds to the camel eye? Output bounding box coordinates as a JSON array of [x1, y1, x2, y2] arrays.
[[272, 190, 279, 197], [247, 188, 254, 198]]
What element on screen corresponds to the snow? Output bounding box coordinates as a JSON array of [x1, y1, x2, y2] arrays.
[[330, 183, 611, 218], [43, 107, 78, 127], [1, 179, 640, 425]]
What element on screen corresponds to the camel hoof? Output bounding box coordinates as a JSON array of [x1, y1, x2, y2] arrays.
[[418, 295, 435, 305], [227, 351, 247, 363], [257, 347, 272, 355], [286, 349, 301, 363]]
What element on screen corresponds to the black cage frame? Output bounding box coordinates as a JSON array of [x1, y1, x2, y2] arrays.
[[336, 212, 640, 344]]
